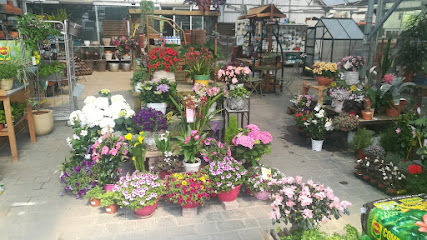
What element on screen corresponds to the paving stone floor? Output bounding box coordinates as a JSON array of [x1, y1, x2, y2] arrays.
[[0, 72, 387, 240]]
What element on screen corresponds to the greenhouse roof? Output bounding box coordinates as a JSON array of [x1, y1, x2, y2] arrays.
[[315, 18, 364, 40]]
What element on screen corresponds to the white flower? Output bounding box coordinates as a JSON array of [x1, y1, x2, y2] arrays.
[[85, 154, 91, 160], [111, 95, 126, 104], [73, 134, 80, 140], [314, 104, 321, 112], [80, 130, 88, 137], [135, 82, 143, 93], [83, 96, 96, 105], [94, 97, 109, 110], [312, 119, 318, 124], [343, 61, 352, 70], [314, 111, 324, 118], [325, 119, 334, 131], [99, 117, 115, 129], [304, 122, 309, 126], [66, 137, 72, 148], [101, 126, 114, 135], [69, 110, 82, 125]]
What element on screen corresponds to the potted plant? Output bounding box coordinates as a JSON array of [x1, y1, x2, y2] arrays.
[[131, 67, 150, 93], [90, 133, 128, 191], [183, 0, 226, 12], [326, 86, 350, 113], [113, 35, 138, 60], [245, 165, 286, 201], [226, 85, 250, 110], [124, 132, 147, 171], [339, 56, 366, 85], [231, 124, 273, 167], [99, 191, 119, 214], [303, 104, 334, 151], [379, 74, 415, 117], [201, 147, 247, 202], [184, 46, 214, 86], [290, 94, 316, 112], [17, 13, 60, 52], [139, 78, 177, 114], [152, 131, 184, 177], [165, 172, 214, 211], [363, 145, 386, 160], [349, 128, 373, 159], [0, 110, 5, 130], [332, 113, 359, 132], [362, 94, 375, 120], [395, 13, 427, 82], [132, 108, 167, 150], [114, 171, 164, 218], [175, 126, 206, 172], [305, 61, 338, 86], [147, 47, 181, 81], [38, 62, 66, 81], [268, 176, 352, 231], [218, 64, 251, 89], [0, 60, 27, 91], [85, 186, 104, 207]]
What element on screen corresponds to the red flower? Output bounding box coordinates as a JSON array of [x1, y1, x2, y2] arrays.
[[151, 55, 156, 60], [178, 67, 182, 71], [164, 57, 169, 61], [173, 57, 178, 62], [408, 164, 422, 174], [148, 63, 151, 68], [153, 65, 157, 69]]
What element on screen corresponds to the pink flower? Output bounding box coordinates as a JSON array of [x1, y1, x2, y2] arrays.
[[236, 135, 255, 149], [101, 146, 109, 155], [296, 176, 302, 184], [193, 135, 200, 141], [184, 135, 191, 144], [227, 66, 233, 70], [243, 67, 251, 74], [395, 128, 401, 134], [109, 148, 118, 156], [383, 73, 396, 84], [322, 216, 329, 224], [246, 124, 260, 133], [191, 130, 199, 136], [231, 78, 238, 84], [415, 214, 427, 233], [340, 200, 352, 209], [259, 131, 273, 144], [302, 209, 313, 219], [412, 130, 416, 136], [235, 68, 240, 74], [286, 200, 296, 207], [92, 155, 99, 163], [281, 187, 295, 198], [299, 195, 313, 206]]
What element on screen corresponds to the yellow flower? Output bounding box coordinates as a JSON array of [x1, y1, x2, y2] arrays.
[[201, 185, 204, 190], [350, 85, 357, 92], [132, 156, 136, 161], [138, 135, 144, 143], [139, 131, 144, 135], [331, 82, 337, 87], [200, 176, 205, 182], [182, 180, 187, 186], [173, 173, 178, 178], [125, 133, 132, 141], [134, 143, 140, 147]]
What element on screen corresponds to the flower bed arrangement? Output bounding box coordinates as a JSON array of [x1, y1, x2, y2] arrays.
[[165, 172, 214, 207], [268, 176, 352, 230], [231, 124, 272, 166], [148, 48, 181, 72], [139, 78, 177, 104], [113, 171, 164, 212]]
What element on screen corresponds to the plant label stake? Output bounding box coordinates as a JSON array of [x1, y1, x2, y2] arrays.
[[186, 108, 195, 123]]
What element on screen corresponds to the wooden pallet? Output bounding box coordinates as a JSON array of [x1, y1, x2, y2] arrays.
[[102, 20, 135, 37], [75, 61, 93, 76]]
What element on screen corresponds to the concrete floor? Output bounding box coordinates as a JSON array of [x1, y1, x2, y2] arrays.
[[0, 71, 387, 240]]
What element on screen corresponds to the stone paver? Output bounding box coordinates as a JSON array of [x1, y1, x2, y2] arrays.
[[0, 71, 387, 239]]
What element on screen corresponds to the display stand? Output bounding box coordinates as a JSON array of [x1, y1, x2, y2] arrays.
[[301, 81, 328, 104], [224, 98, 250, 129], [0, 85, 36, 162]]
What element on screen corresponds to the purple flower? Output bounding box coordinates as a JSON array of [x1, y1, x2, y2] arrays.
[[74, 166, 81, 173], [156, 84, 170, 93], [133, 108, 167, 132]]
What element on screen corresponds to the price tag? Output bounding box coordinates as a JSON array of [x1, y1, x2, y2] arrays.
[[106, 208, 111, 212], [261, 167, 271, 180]]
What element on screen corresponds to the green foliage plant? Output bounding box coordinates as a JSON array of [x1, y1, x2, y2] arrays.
[[18, 13, 60, 52], [140, 0, 154, 32], [46, 9, 69, 22], [131, 67, 150, 90], [228, 86, 250, 100], [0, 61, 18, 80], [99, 191, 119, 207], [280, 224, 360, 240], [224, 115, 239, 145], [380, 113, 417, 158], [84, 186, 104, 200], [174, 126, 207, 163], [379, 76, 415, 106], [0, 110, 5, 124], [39, 62, 66, 77], [349, 128, 373, 152], [378, 35, 394, 78]]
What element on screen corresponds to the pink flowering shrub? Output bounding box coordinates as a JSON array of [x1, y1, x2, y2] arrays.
[[202, 155, 247, 193], [91, 133, 128, 186], [231, 124, 273, 166], [217, 64, 251, 85], [113, 171, 164, 210], [268, 176, 352, 230], [245, 165, 286, 196]]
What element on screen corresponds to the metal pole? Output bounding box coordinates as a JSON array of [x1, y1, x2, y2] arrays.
[[360, 0, 375, 82], [367, 0, 403, 40], [95, 5, 100, 43]]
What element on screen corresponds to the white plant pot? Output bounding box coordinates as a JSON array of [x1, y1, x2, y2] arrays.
[[32, 109, 54, 136], [347, 131, 355, 144], [229, 83, 244, 90], [183, 158, 201, 173], [84, 40, 90, 47], [331, 99, 344, 113], [153, 70, 175, 82], [186, 108, 195, 123], [344, 71, 359, 85], [147, 102, 167, 115], [104, 53, 113, 61], [311, 139, 324, 151]]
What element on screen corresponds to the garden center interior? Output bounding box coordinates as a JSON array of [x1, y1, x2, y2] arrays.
[[0, 0, 426, 239]]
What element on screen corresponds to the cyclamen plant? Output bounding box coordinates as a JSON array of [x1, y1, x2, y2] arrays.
[[202, 156, 247, 193], [140, 78, 177, 103], [339, 56, 366, 72], [303, 104, 334, 140], [245, 165, 286, 196], [268, 176, 352, 230], [232, 124, 273, 166], [113, 171, 164, 210], [133, 108, 167, 132], [165, 172, 214, 206]]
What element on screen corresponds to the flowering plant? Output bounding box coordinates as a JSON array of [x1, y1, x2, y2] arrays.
[[379, 75, 415, 105], [91, 133, 128, 186], [175, 126, 207, 163], [133, 108, 167, 132], [339, 56, 366, 72], [165, 172, 214, 206], [332, 112, 359, 131], [327, 87, 350, 101], [245, 165, 286, 196], [290, 95, 316, 111], [303, 104, 333, 140], [305, 61, 338, 78], [98, 88, 111, 97], [406, 164, 427, 194], [202, 155, 247, 193], [409, 164, 423, 175], [114, 35, 138, 57], [231, 124, 273, 166], [218, 64, 251, 85], [124, 132, 147, 171], [294, 112, 311, 129], [85, 185, 104, 200], [69, 93, 134, 135], [184, 46, 214, 77], [148, 47, 181, 72], [268, 176, 352, 230], [139, 78, 177, 104], [113, 171, 164, 210], [60, 159, 99, 198], [200, 138, 230, 163]]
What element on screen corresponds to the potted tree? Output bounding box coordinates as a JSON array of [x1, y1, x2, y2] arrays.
[[84, 186, 104, 207]]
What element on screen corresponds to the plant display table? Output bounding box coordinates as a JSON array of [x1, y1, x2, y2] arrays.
[[0, 85, 36, 161], [301, 81, 329, 104]]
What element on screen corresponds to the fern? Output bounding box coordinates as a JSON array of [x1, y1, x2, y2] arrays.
[[224, 115, 239, 145]]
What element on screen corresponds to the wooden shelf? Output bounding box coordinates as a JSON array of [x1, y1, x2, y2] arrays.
[[129, 9, 220, 16], [0, 114, 26, 136]]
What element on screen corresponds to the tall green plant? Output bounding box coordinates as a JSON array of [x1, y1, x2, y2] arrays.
[[18, 13, 60, 52], [378, 35, 394, 78], [349, 128, 373, 152], [140, 1, 154, 32], [225, 115, 239, 145]]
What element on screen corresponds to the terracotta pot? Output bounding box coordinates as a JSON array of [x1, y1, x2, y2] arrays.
[[316, 76, 333, 86], [0, 124, 3, 131], [197, 0, 211, 12], [0, 31, 4, 39], [357, 149, 365, 160], [9, 31, 19, 39], [387, 189, 396, 195], [105, 203, 117, 214], [3, 4, 14, 13], [370, 179, 377, 185], [377, 183, 385, 189], [217, 185, 242, 202], [362, 175, 370, 181], [182, 201, 200, 209], [361, 110, 374, 120], [90, 198, 101, 207], [385, 100, 404, 117], [134, 201, 158, 218]]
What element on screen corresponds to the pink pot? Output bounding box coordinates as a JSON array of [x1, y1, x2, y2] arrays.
[[182, 201, 200, 209], [104, 184, 115, 192], [134, 201, 158, 218], [254, 191, 270, 201], [217, 185, 241, 202]]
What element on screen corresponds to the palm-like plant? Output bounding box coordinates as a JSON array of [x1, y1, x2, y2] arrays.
[[379, 76, 415, 105]]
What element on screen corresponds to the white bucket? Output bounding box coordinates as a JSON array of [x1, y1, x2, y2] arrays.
[[311, 139, 324, 151], [147, 102, 167, 115]]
